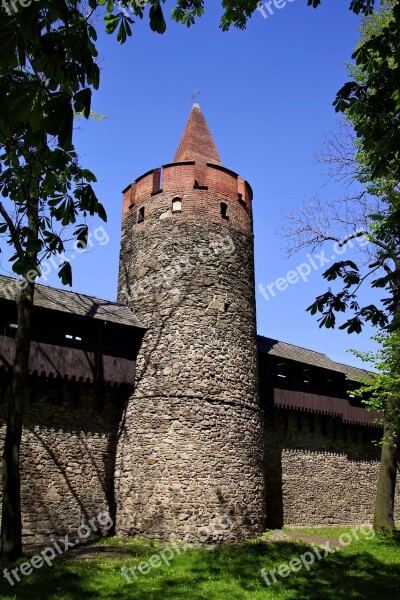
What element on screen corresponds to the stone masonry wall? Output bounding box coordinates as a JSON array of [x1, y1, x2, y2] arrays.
[[0, 358, 397, 539], [0, 376, 126, 539], [265, 409, 400, 527], [116, 183, 265, 542]]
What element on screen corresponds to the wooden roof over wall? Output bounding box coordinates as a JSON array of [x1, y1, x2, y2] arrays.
[[257, 335, 369, 381], [0, 275, 144, 330]]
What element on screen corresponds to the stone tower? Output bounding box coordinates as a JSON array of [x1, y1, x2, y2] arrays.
[[115, 104, 265, 541]]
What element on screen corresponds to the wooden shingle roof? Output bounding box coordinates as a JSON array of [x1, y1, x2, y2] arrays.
[[0, 274, 144, 330], [257, 335, 369, 381]]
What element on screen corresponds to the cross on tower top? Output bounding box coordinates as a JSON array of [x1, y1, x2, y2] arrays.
[[191, 90, 200, 103]]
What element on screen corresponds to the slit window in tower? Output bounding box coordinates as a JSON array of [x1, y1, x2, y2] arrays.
[[138, 206, 145, 223], [172, 197, 182, 213], [220, 202, 229, 219]]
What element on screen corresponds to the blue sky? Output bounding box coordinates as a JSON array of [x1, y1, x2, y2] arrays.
[[6, 1, 382, 368]]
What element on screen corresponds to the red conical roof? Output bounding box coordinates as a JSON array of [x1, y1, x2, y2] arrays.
[[173, 103, 222, 166]]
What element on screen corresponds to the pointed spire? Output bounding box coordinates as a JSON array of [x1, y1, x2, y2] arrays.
[[173, 104, 222, 166]]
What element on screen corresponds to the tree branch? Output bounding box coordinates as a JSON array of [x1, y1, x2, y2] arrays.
[[0, 201, 24, 258]]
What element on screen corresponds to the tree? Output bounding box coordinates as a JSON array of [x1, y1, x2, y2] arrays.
[[334, 1, 400, 183], [281, 132, 400, 537], [0, 1, 394, 155], [281, 117, 399, 336], [281, 138, 400, 539], [281, 1, 400, 533], [0, 138, 106, 561], [0, 1, 108, 560], [351, 332, 400, 533]]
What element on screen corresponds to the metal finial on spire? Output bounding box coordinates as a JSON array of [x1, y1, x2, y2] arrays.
[[191, 90, 200, 103]]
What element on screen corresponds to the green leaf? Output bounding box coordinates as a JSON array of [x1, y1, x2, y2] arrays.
[[149, 1, 167, 34], [59, 261, 72, 286], [117, 22, 127, 43], [105, 13, 120, 34], [74, 88, 92, 118], [42, 94, 74, 149], [392, 89, 400, 110], [97, 202, 107, 222]]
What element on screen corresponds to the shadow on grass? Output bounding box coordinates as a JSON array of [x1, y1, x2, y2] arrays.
[[0, 538, 399, 599]]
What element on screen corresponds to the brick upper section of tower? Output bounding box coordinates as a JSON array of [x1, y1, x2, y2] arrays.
[[122, 104, 254, 236]]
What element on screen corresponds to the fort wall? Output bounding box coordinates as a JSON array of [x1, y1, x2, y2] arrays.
[[0, 375, 397, 539], [264, 410, 400, 527], [0, 376, 126, 538]]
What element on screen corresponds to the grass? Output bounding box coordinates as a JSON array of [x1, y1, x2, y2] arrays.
[[283, 525, 382, 538], [0, 527, 399, 599]]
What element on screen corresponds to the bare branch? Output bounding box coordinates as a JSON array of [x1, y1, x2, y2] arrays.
[[338, 230, 367, 247], [279, 193, 378, 258], [0, 200, 24, 258]]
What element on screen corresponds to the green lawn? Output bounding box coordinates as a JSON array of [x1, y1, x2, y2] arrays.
[[0, 528, 399, 599]]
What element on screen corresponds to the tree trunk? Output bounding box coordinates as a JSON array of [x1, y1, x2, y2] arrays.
[[373, 273, 400, 535], [373, 414, 399, 533], [1, 277, 35, 561]]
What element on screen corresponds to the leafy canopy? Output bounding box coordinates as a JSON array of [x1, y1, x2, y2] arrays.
[[351, 331, 400, 437], [307, 1, 400, 333]]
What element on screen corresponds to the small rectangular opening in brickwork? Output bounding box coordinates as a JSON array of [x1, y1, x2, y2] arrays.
[[220, 202, 229, 219], [193, 180, 208, 190], [172, 197, 182, 213], [238, 194, 247, 210]]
